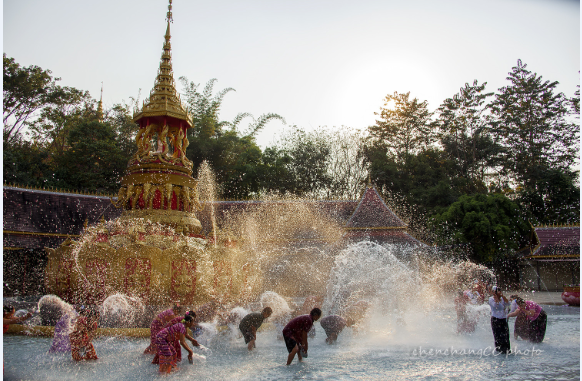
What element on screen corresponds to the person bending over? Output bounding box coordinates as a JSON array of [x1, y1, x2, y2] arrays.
[[154, 313, 196, 373], [70, 307, 99, 361], [320, 315, 354, 344], [283, 308, 322, 365], [239, 307, 273, 351], [144, 304, 184, 354]]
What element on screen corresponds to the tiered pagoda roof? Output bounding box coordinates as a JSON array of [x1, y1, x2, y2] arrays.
[[132, 0, 192, 128]]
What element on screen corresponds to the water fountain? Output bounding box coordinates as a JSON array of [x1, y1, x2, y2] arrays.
[[42, 1, 258, 314], [4, 1, 579, 380]]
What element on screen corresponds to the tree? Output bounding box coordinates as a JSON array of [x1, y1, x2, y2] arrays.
[[3, 54, 53, 142], [368, 91, 434, 162], [3, 137, 50, 187], [29, 92, 95, 158], [431, 193, 530, 264], [274, 126, 333, 197], [3, 54, 87, 143], [318, 127, 368, 199], [179, 77, 284, 198], [489, 60, 579, 189], [435, 80, 502, 191], [53, 120, 127, 193], [105, 101, 139, 164], [516, 167, 580, 226], [572, 83, 580, 116], [368, 147, 458, 215], [257, 146, 294, 194]]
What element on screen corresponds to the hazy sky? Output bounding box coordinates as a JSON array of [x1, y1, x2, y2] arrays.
[[3, 0, 580, 147]]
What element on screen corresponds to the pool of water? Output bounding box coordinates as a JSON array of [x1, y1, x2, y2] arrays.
[[3, 305, 579, 380]]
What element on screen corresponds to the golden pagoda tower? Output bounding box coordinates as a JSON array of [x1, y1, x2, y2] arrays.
[[44, 0, 212, 308], [96, 82, 104, 123], [113, 0, 202, 235]]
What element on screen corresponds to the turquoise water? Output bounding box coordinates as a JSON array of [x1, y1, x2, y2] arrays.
[[3, 305, 579, 380]]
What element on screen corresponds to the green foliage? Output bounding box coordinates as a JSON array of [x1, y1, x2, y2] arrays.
[[29, 92, 96, 157], [3, 137, 50, 187], [3, 54, 90, 146], [105, 102, 139, 161], [274, 127, 332, 197], [257, 146, 294, 194], [515, 167, 580, 226], [489, 59, 578, 189], [3, 54, 53, 141], [368, 147, 459, 216], [180, 77, 285, 198], [430, 194, 530, 263], [572, 84, 580, 116], [368, 91, 435, 161], [435, 80, 503, 186], [53, 120, 127, 193]]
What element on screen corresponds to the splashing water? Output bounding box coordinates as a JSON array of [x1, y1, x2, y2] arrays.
[[38, 294, 74, 326], [324, 241, 496, 329], [325, 241, 418, 318], [259, 291, 292, 318], [197, 160, 218, 247], [101, 293, 145, 328]]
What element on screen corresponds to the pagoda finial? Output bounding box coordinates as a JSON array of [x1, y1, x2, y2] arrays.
[[132, 0, 192, 128], [167, 0, 173, 24], [96, 82, 104, 123]]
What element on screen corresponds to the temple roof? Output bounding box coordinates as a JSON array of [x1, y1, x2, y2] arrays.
[[345, 185, 406, 229], [3, 186, 122, 250], [3, 185, 427, 249], [342, 185, 423, 246], [528, 226, 580, 259], [132, 0, 192, 127]]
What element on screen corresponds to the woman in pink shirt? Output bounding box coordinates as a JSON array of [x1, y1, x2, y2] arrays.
[[154, 313, 196, 374], [507, 297, 547, 343], [144, 304, 184, 354]]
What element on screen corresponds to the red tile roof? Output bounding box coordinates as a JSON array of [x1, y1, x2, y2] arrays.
[[345, 186, 406, 229], [343, 186, 423, 246], [530, 226, 580, 258]]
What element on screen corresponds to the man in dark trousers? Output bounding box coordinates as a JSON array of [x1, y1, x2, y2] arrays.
[[239, 307, 272, 351], [283, 308, 322, 365]]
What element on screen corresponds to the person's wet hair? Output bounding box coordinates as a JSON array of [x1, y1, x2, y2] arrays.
[[262, 307, 273, 315], [310, 308, 322, 317], [184, 311, 196, 323], [516, 297, 525, 305]]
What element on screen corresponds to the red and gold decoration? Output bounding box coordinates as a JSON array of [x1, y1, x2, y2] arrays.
[[44, 0, 261, 307]]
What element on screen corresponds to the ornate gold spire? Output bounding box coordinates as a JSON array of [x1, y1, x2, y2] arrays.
[[113, 0, 202, 235], [96, 82, 104, 123], [133, 0, 192, 127]]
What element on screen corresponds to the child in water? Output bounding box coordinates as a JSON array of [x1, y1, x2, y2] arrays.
[[70, 307, 99, 361], [144, 304, 184, 354], [155, 312, 197, 373], [49, 308, 78, 353], [152, 311, 200, 365]]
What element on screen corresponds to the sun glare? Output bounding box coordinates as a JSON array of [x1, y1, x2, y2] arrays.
[[385, 99, 396, 110]]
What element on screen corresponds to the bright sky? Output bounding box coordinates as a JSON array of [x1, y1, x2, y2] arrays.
[[3, 0, 580, 148]]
